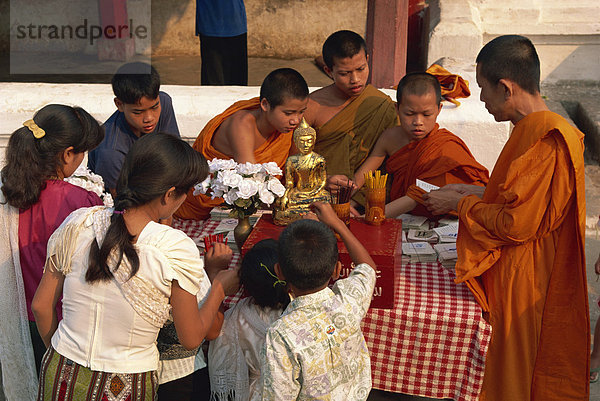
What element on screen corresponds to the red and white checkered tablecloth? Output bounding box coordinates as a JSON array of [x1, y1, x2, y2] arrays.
[[172, 217, 243, 304], [173, 217, 491, 400], [364, 262, 491, 401]]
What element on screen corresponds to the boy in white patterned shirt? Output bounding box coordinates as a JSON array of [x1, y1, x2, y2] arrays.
[[261, 202, 377, 400]]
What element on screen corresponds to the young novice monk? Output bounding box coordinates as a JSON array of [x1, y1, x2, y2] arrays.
[[176, 68, 309, 220], [353, 72, 489, 218], [88, 62, 180, 194], [304, 30, 397, 205], [261, 202, 377, 400]]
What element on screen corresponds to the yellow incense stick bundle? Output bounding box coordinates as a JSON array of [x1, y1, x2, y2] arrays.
[[364, 170, 388, 189]]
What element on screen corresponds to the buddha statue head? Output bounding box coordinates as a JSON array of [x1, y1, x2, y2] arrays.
[[293, 118, 316, 155]]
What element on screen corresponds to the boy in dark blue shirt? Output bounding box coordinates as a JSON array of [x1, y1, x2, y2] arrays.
[[88, 62, 180, 193]]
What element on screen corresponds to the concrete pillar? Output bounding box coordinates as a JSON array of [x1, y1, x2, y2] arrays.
[[427, 0, 482, 66], [366, 0, 408, 89]]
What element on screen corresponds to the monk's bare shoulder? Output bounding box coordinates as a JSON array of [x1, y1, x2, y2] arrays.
[[309, 85, 345, 107], [213, 109, 259, 156], [306, 85, 350, 127], [380, 126, 409, 155]]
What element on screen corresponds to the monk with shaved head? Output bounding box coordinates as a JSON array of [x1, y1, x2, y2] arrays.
[[424, 35, 589, 401], [351, 72, 489, 218]]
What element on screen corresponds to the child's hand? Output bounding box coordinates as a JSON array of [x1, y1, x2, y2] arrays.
[[204, 243, 233, 281], [213, 267, 240, 296], [302, 212, 319, 221], [310, 202, 344, 231]]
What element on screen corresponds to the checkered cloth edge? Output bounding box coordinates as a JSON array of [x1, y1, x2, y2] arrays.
[[173, 218, 491, 400]]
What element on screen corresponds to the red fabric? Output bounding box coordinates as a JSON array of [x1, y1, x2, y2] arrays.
[[385, 125, 489, 218], [18, 180, 102, 320]]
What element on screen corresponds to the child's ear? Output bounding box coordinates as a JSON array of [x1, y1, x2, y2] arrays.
[[274, 263, 286, 281], [61, 146, 75, 165], [161, 186, 177, 206], [331, 261, 342, 280], [323, 65, 334, 80], [260, 98, 271, 113], [114, 97, 124, 112]]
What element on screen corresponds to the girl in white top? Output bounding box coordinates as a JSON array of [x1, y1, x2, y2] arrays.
[[32, 133, 239, 401], [209, 239, 290, 401]]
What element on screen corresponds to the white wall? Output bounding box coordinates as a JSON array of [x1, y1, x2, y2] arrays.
[[427, 0, 600, 83], [0, 73, 510, 172]]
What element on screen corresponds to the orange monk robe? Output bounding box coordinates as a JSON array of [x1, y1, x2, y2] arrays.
[[314, 84, 397, 205], [455, 111, 588, 401], [175, 98, 292, 220], [385, 124, 489, 219]]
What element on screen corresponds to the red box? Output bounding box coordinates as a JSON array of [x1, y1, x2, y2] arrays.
[[241, 214, 403, 309]]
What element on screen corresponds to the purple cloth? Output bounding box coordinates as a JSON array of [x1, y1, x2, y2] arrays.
[[18, 180, 103, 321]]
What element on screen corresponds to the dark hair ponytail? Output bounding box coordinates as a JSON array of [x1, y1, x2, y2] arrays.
[[1, 104, 104, 210], [240, 239, 290, 309], [86, 133, 209, 283]]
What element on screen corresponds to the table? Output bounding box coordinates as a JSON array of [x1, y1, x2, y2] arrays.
[[172, 217, 491, 401]]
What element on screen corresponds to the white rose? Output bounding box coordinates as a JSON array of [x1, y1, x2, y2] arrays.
[[211, 187, 225, 198], [258, 185, 275, 205], [210, 180, 228, 198], [193, 175, 212, 195], [262, 161, 282, 176], [207, 158, 221, 173], [208, 158, 237, 173], [237, 162, 262, 176], [267, 178, 286, 197], [252, 171, 267, 183], [223, 188, 239, 205], [237, 178, 259, 199], [219, 169, 243, 188]]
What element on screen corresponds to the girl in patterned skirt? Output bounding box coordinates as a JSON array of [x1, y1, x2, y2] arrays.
[[32, 133, 240, 401], [0, 104, 105, 401]]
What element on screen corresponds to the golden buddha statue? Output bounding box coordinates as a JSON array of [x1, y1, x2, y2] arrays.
[[273, 118, 332, 225]]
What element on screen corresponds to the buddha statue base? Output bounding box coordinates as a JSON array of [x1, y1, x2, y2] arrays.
[[272, 192, 331, 226]]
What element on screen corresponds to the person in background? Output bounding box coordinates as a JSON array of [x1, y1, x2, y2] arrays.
[[176, 68, 308, 220], [88, 62, 180, 194], [304, 30, 397, 206], [196, 0, 248, 85], [0, 104, 104, 401], [351, 72, 488, 219]]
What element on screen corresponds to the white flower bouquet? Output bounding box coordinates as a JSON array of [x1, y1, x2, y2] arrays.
[[194, 158, 286, 219], [65, 165, 114, 207]]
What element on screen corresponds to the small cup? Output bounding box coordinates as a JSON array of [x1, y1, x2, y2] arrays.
[[365, 188, 386, 226], [331, 202, 351, 227]]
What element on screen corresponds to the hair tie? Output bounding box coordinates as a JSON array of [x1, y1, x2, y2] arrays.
[[261, 263, 286, 288], [113, 210, 125, 215], [23, 119, 45, 139]]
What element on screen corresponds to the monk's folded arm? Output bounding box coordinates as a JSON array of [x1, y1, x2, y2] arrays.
[[457, 137, 572, 246]]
